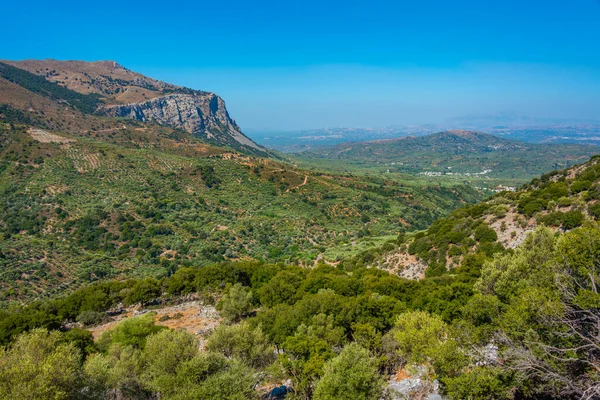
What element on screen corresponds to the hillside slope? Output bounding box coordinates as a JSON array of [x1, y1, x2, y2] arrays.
[[0, 60, 267, 156], [363, 156, 600, 278], [301, 130, 597, 180], [0, 122, 484, 301]]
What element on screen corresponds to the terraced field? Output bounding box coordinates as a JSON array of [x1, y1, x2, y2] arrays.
[[0, 123, 484, 302]]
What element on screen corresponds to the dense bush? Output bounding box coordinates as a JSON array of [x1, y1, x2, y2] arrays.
[[1, 217, 600, 399]]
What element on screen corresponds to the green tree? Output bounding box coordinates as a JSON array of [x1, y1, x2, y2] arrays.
[[218, 283, 253, 323], [61, 328, 97, 359], [475, 227, 556, 301], [474, 224, 498, 243], [170, 358, 258, 400], [259, 269, 304, 307], [394, 310, 468, 379], [313, 343, 384, 400], [206, 321, 275, 368], [84, 343, 149, 398], [124, 278, 161, 306], [394, 310, 448, 365], [143, 329, 199, 393], [351, 323, 382, 353], [473, 223, 600, 398], [0, 329, 82, 400]]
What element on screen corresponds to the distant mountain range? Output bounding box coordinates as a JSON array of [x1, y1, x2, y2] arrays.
[[296, 130, 599, 180], [247, 123, 600, 152], [246, 126, 436, 152]]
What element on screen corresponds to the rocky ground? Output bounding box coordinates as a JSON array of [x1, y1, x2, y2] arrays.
[[89, 300, 221, 347]]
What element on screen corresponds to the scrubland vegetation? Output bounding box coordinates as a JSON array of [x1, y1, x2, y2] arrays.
[[1, 222, 599, 399], [0, 123, 482, 302], [1, 59, 600, 400]]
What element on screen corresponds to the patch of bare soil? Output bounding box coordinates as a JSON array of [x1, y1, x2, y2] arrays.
[[376, 251, 428, 280], [28, 128, 74, 144], [89, 301, 221, 347], [486, 208, 537, 249]]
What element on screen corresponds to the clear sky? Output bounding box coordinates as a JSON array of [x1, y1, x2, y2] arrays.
[[3, 0, 600, 130]]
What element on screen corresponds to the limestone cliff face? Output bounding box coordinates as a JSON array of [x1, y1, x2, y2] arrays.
[[3, 59, 269, 157], [102, 92, 265, 154]]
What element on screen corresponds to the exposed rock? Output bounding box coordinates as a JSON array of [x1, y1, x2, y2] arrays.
[[102, 92, 266, 155], [374, 251, 428, 280], [387, 367, 443, 400], [486, 208, 537, 249], [387, 377, 443, 400], [474, 343, 499, 366], [4, 59, 270, 157]]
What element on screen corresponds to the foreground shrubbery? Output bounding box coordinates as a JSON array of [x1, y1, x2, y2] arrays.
[[356, 158, 600, 280], [1, 224, 600, 399]]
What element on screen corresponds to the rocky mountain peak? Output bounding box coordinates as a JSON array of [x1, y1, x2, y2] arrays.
[[0, 59, 269, 156], [93, 60, 126, 70]]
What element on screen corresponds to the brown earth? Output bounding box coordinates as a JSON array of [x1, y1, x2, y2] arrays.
[[89, 301, 221, 347]]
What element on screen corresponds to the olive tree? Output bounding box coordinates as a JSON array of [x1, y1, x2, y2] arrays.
[[313, 343, 384, 400]]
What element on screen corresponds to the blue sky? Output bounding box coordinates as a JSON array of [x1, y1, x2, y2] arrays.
[[3, 0, 600, 130]]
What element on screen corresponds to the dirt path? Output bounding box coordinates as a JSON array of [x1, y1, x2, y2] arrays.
[[286, 175, 308, 192]]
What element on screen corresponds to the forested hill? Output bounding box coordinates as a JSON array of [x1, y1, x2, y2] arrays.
[[299, 130, 597, 180], [355, 155, 600, 278], [0, 121, 483, 302], [1, 198, 599, 398]]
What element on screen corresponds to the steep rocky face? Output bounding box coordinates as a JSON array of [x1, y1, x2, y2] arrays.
[[102, 93, 264, 154], [2, 59, 269, 156]]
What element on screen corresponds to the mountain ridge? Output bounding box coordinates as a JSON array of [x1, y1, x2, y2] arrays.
[[0, 59, 268, 156], [298, 130, 598, 180], [351, 155, 600, 278]]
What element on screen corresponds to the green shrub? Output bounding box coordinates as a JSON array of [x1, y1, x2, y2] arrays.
[[313, 343, 384, 400], [442, 367, 514, 400], [0, 329, 82, 399], [589, 203, 600, 219], [474, 225, 497, 243], [217, 283, 253, 323], [562, 210, 584, 229], [96, 313, 164, 351], [571, 179, 592, 193], [76, 310, 106, 327], [205, 322, 275, 368], [522, 200, 544, 217]]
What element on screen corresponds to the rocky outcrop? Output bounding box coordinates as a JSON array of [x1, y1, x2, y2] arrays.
[[102, 93, 267, 155], [4, 59, 270, 157]]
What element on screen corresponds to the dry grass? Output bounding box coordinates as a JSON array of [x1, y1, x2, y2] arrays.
[[28, 128, 74, 144], [89, 301, 222, 345], [3, 59, 175, 104]]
